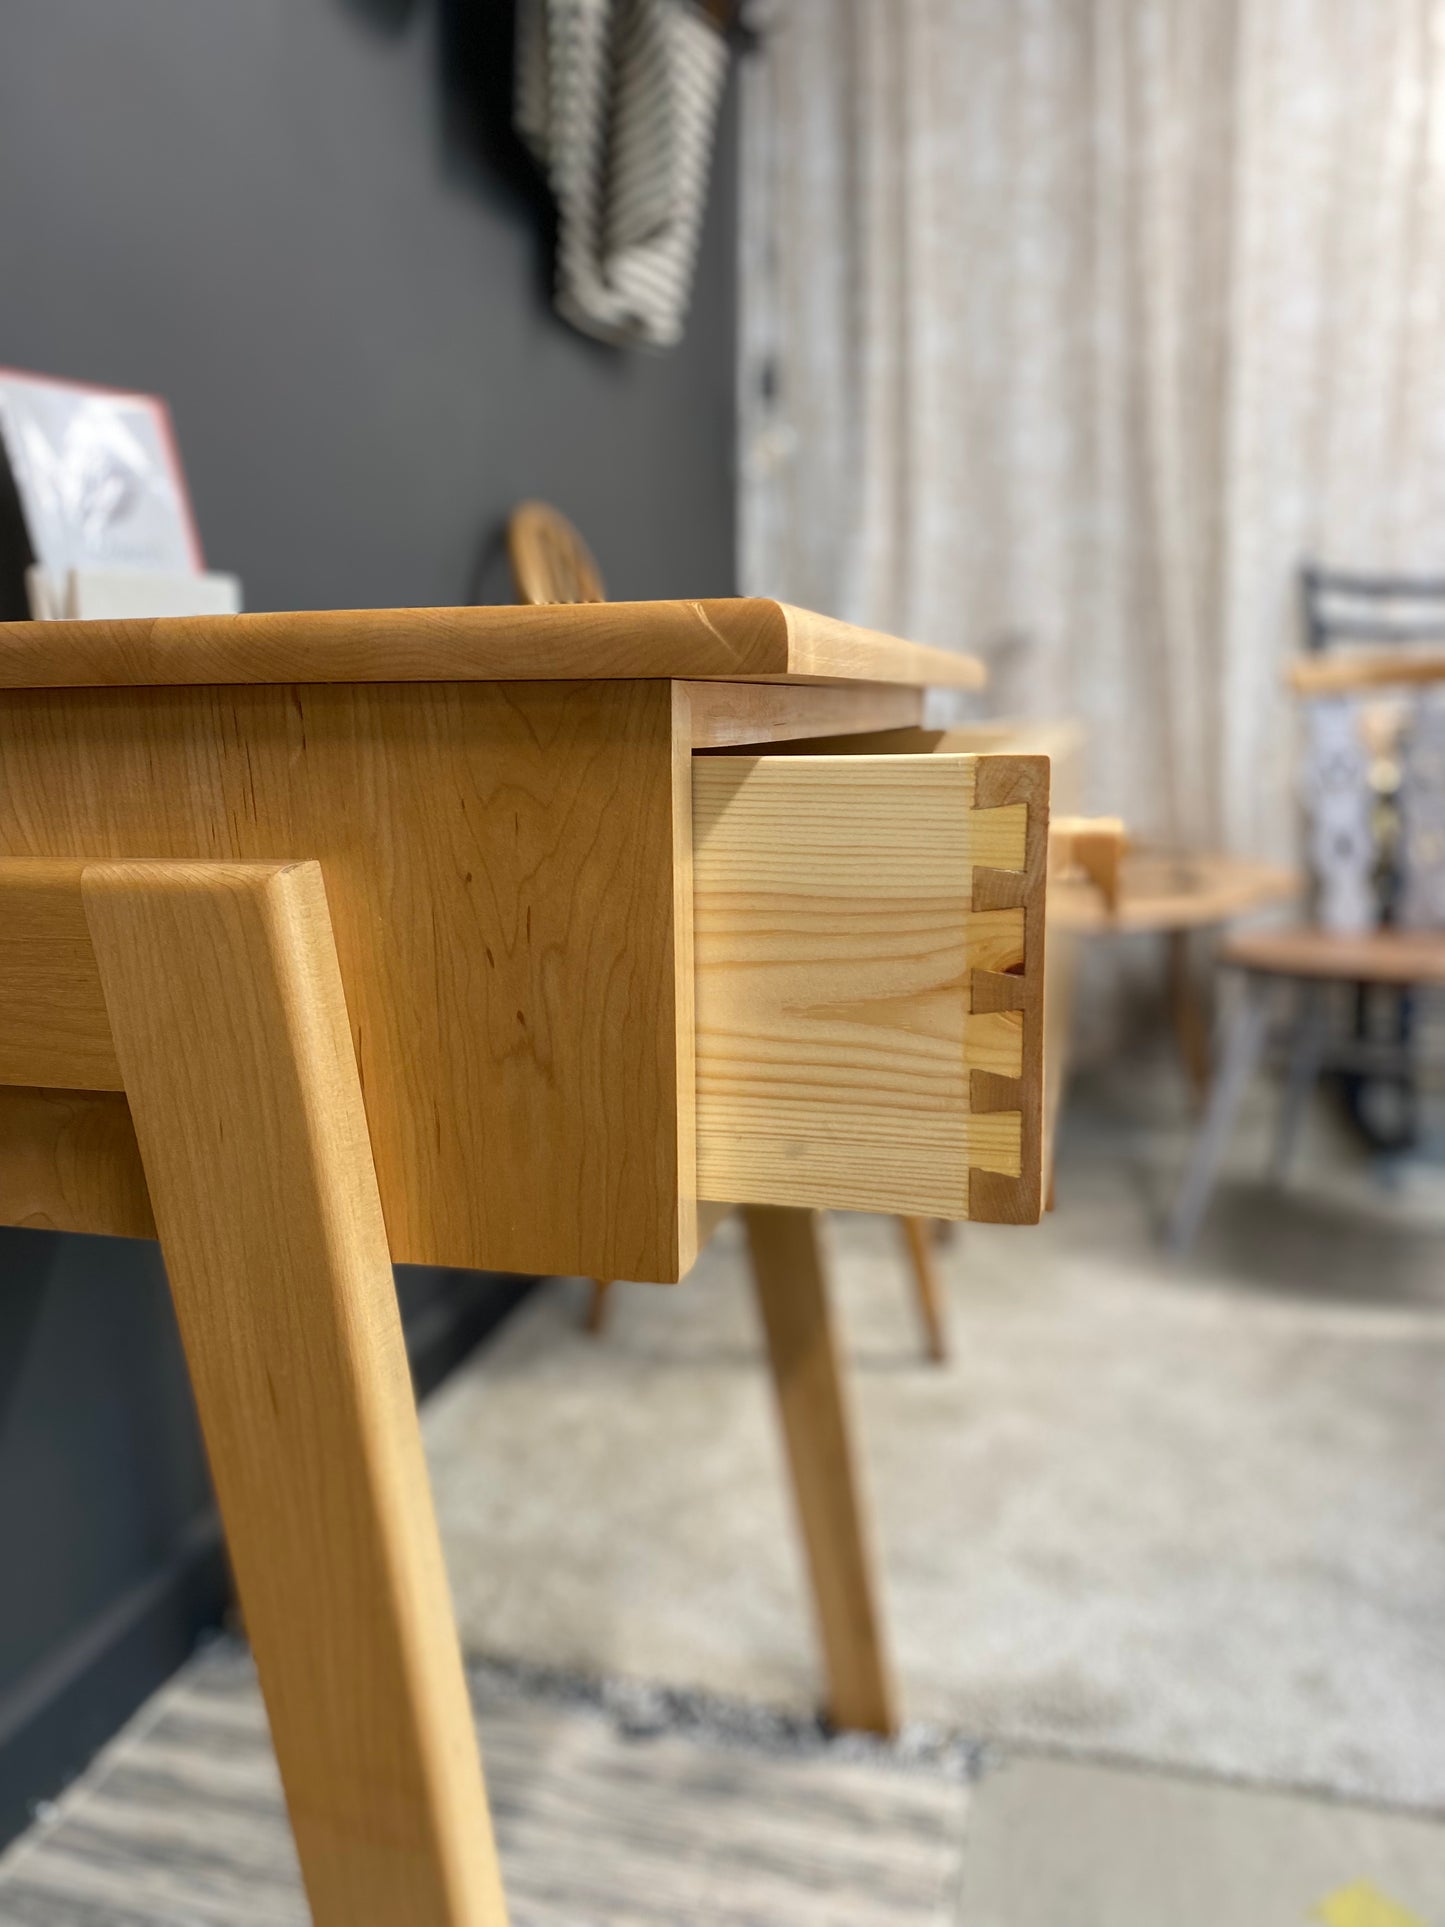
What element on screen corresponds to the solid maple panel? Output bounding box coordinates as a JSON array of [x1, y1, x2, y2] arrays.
[[0, 681, 695, 1282]]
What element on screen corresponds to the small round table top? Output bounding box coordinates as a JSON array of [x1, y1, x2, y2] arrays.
[[1051, 851, 1301, 935]]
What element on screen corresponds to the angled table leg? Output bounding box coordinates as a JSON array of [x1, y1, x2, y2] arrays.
[[1166, 928, 1213, 1101], [899, 1216, 948, 1363], [84, 860, 506, 1927], [1166, 973, 1275, 1255], [742, 1205, 897, 1736]]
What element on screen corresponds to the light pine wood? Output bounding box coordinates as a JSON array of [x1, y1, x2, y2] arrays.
[[0, 682, 695, 1282], [796, 720, 1071, 1210], [899, 1217, 948, 1363], [785, 719, 1071, 1220], [694, 752, 1049, 1222], [507, 502, 606, 605], [966, 755, 1051, 1222], [743, 1205, 897, 1737], [81, 859, 505, 1927], [0, 600, 986, 691]]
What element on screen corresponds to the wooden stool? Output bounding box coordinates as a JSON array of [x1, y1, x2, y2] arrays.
[[0, 597, 1048, 1924]]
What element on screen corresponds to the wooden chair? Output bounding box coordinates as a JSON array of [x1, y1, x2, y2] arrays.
[[0, 596, 1047, 1924], [1167, 571, 1445, 1251], [506, 500, 952, 1363], [506, 500, 605, 605]]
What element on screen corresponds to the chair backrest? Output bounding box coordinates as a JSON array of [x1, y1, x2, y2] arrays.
[[1301, 564, 1445, 656], [507, 501, 606, 605], [1295, 565, 1445, 932]]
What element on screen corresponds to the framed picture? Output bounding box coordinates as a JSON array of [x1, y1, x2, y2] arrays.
[[0, 367, 204, 587]]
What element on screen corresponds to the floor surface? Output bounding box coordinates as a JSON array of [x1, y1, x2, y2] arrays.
[[4, 1646, 1444, 1926], [0, 1644, 968, 1927], [423, 1067, 1445, 1812], [956, 1755, 1445, 1927], [5, 1065, 1445, 1922]]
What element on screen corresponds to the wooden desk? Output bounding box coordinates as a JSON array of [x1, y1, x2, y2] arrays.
[[0, 599, 1049, 1926]]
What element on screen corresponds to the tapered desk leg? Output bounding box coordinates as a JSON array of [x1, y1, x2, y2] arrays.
[[743, 1205, 897, 1736], [84, 861, 507, 1927], [1166, 929, 1212, 1100], [899, 1216, 948, 1363]]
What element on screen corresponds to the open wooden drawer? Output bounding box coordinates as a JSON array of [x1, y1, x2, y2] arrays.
[[691, 745, 1050, 1224]]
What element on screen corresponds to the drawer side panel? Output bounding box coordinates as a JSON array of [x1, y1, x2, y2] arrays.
[[693, 752, 1047, 1220]]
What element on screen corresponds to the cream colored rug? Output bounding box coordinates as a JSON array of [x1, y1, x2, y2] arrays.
[[423, 1076, 1445, 1813]]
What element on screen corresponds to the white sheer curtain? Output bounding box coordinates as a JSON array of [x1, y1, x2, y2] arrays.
[[740, 0, 1445, 855]]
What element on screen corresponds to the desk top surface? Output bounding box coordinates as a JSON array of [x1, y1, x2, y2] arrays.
[[0, 598, 985, 691]]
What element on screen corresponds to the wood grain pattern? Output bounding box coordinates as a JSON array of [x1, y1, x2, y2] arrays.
[[777, 606, 986, 688], [743, 1206, 897, 1737], [816, 720, 1078, 1202], [507, 502, 606, 605], [0, 681, 694, 1281], [0, 1086, 153, 1236], [693, 753, 1043, 1221], [681, 679, 924, 747], [83, 860, 504, 1927], [967, 756, 1050, 1225], [669, 684, 699, 1267], [0, 861, 120, 1089], [0, 600, 986, 691]]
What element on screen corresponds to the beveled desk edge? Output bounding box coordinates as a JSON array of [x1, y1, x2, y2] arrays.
[[0, 599, 986, 691]]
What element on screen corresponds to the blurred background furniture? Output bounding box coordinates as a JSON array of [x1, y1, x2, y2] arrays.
[[1168, 569, 1445, 1250], [508, 500, 954, 1363], [506, 500, 605, 606], [1052, 845, 1299, 1097]]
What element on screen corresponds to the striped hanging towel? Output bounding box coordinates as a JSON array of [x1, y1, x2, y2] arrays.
[[516, 0, 731, 349]]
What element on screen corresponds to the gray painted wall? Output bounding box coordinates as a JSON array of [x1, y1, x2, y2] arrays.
[[0, 0, 736, 1840], [0, 0, 737, 609]]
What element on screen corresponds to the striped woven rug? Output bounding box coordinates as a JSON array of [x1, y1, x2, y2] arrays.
[[0, 1642, 967, 1926]]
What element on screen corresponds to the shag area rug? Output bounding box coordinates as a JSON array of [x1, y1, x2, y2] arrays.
[[423, 1077, 1445, 1813]]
